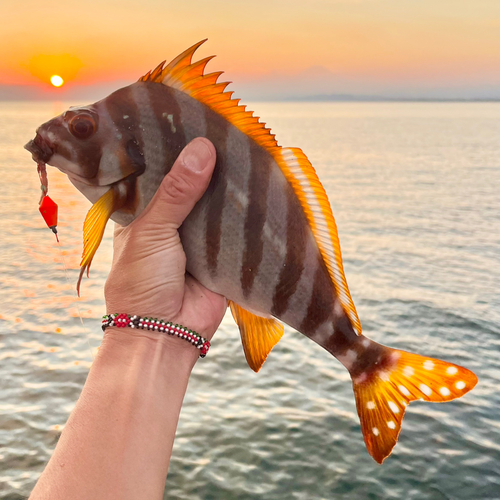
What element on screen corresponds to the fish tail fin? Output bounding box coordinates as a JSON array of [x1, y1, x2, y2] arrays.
[[349, 341, 477, 464]]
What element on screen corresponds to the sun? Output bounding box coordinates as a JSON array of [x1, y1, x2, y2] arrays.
[[50, 75, 64, 87]]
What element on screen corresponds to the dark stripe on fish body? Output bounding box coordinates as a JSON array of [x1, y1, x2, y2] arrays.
[[240, 144, 271, 298], [299, 260, 334, 335], [271, 186, 307, 317], [104, 85, 145, 169], [102, 85, 147, 212], [144, 83, 187, 175], [204, 107, 230, 276], [105, 86, 144, 151], [126, 139, 146, 174], [324, 315, 356, 356], [71, 134, 102, 181], [130, 84, 166, 174]]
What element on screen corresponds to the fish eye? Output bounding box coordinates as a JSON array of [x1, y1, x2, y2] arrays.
[[69, 114, 97, 139]]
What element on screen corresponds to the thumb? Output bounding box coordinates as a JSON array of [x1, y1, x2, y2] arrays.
[[144, 137, 216, 229]]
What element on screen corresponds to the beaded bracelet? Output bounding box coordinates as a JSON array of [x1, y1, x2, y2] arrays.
[[102, 313, 211, 357]]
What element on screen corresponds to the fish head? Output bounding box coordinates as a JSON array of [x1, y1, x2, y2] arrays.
[[25, 87, 146, 203]]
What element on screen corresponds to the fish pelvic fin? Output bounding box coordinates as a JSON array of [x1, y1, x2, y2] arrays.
[[350, 343, 478, 464], [229, 301, 284, 372], [77, 189, 117, 295]]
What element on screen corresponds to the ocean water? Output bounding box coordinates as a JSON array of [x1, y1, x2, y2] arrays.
[[0, 100, 499, 499]]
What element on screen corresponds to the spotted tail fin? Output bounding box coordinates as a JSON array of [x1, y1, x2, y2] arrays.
[[351, 345, 477, 464]]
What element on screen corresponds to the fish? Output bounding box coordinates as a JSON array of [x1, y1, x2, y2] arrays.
[[25, 40, 478, 464]]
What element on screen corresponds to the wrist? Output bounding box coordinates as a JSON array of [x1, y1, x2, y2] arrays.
[[101, 326, 200, 372], [102, 313, 211, 357]]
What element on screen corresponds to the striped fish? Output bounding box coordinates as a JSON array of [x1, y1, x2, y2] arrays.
[[25, 40, 477, 464]]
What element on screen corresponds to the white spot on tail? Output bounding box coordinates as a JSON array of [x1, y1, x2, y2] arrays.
[[403, 366, 414, 377], [388, 401, 399, 414], [387, 421, 396, 429], [456, 381, 466, 390], [399, 385, 411, 397], [440, 387, 451, 396], [419, 384, 432, 396], [391, 351, 402, 363], [423, 360, 435, 370], [367, 401, 376, 410], [447, 366, 458, 375], [372, 427, 379, 436]]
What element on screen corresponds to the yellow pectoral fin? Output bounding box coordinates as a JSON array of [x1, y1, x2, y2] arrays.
[[77, 189, 116, 295], [229, 301, 284, 372]]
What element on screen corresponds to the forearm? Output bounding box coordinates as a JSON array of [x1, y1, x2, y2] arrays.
[[30, 329, 199, 500]]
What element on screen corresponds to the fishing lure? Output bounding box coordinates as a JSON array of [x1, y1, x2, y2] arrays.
[[37, 161, 58, 241]]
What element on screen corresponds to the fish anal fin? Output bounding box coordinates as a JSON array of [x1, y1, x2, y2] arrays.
[[352, 347, 478, 464], [77, 188, 117, 295], [229, 301, 284, 372]]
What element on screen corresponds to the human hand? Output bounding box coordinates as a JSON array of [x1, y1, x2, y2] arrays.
[[105, 138, 227, 345]]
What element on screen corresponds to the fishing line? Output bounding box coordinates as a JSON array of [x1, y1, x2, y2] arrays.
[[56, 239, 96, 361], [38, 167, 96, 361]]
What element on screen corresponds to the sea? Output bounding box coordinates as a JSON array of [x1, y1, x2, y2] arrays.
[[0, 100, 499, 500]]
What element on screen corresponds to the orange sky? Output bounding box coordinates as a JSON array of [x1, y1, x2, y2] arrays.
[[1, 0, 499, 97]]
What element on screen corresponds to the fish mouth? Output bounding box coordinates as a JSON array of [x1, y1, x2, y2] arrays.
[[24, 133, 54, 164]]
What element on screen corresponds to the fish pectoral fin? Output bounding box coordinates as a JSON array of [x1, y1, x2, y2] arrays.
[[229, 301, 284, 373], [77, 188, 116, 295], [352, 347, 478, 464]]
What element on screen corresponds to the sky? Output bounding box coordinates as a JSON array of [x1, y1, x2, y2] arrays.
[[1, 0, 500, 100]]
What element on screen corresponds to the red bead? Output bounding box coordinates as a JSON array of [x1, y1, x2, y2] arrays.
[[115, 313, 130, 327]]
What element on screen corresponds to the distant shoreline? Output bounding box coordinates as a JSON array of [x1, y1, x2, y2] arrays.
[[281, 96, 500, 103], [1, 84, 499, 103]]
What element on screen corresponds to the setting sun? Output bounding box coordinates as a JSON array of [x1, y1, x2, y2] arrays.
[[50, 75, 64, 87]]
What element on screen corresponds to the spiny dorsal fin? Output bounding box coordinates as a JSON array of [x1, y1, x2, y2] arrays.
[[141, 42, 360, 334], [229, 301, 284, 372], [138, 40, 278, 152]]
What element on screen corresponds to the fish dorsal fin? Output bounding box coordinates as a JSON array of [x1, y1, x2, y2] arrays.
[[275, 147, 361, 335], [138, 40, 278, 151], [229, 301, 284, 372], [141, 42, 360, 333]]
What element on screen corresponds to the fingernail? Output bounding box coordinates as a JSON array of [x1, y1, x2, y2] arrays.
[[182, 139, 212, 173]]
